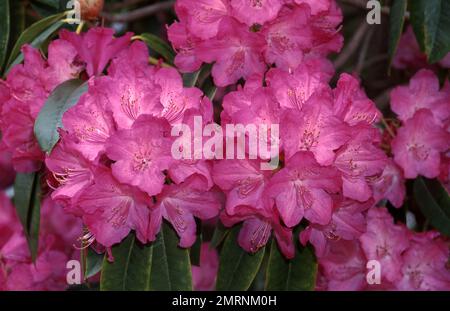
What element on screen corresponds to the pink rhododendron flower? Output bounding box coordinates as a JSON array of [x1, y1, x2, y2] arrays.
[[300, 198, 371, 257], [230, 0, 283, 26], [167, 107, 215, 189], [268, 151, 341, 227], [1, 39, 83, 172], [319, 206, 450, 290], [318, 239, 368, 291], [167, 20, 203, 72], [371, 160, 406, 208], [294, 0, 331, 15], [106, 115, 173, 196], [154, 68, 206, 124], [262, 5, 313, 70], [334, 127, 386, 202], [62, 82, 116, 162], [0, 192, 80, 290], [197, 17, 266, 87], [281, 93, 350, 165], [332, 73, 380, 126], [44, 39, 84, 86], [359, 207, 410, 283], [155, 176, 221, 247], [396, 232, 450, 290], [308, 0, 343, 54], [45, 132, 94, 212], [192, 242, 219, 291], [0, 193, 19, 246], [96, 65, 160, 130], [393, 26, 450, 70], [265, 58, 333, 110], [169, 0, 342, 86], [392, 26, 428, 70], [212, 159, 271, 214], [176, 0, 229, 40], [221, 205, 295, 258], [390, 69, 450, 123], [391, 109, 450, 179], [76, 168, 154, 247], [60, 28, 132, 77]]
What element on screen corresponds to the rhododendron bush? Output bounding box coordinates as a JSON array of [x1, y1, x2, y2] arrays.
[[0, 0, 449, 292]]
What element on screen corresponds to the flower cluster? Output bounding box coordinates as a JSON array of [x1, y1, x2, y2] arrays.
[[1, 0, 450, 290], [390, 69, 450, 181], [318, 206, 450, 291], [167, 0, 343, 86], [0, 28, 132, 173], [212, 56, 400, 258], [0, 192, 81, 290], [43, 30, 221, 250]]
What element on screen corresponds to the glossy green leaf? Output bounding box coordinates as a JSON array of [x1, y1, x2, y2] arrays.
[[34, 79, 87, 153], [387, 0, 407, 71], [85, 248, 103, 279], [30, 0, 60, 17], [410, 0, 450, 63], [414, 177, 450, 236], [0, 0, 10, 72], [216, 226, 265, 291], [13, 172, 41, 261], [149, 222, 193, 290], [210, 221, 229, 248], [183, 70, 201, 87], [265, 237, 317, 291], [138, 33, 175, 65], [8, 0, 26, 55], [100, 234, 154, 291], [190, 231, 202, 266], [7, 20, 64, 73], [5, 12, 65, 73]]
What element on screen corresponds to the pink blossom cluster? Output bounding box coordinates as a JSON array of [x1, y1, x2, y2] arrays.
[[0, 192, 81, 290], [41, 29, 221, 250], [211, 56, 407, 259], [390, 69, 450, 181], [317, 206, 450, 291], [167, 0, 343, 86], [0, 28, 131, 173]]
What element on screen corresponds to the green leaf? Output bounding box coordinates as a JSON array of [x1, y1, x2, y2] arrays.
[[85, 248, 103, 279], [13, 172, 41, 261], [100, 234, 154, 291], [34, 79, 87, 153], [149, 222, 193, 290], [30, 1, 59, 18], [265, 237, 317, 291], [5, 12, 65, 73], [183, 70, 201, 88], [216, 226, 265, 291], [138, 33, 175, 65], [0, 0, 10, 72], [8, 0, 26, 55], [210, 221, 229, 248], [410, 0, 450, 63], [6, 20, 65, 73], [190, 231, 202, 266], [387, 0, 407, 71], [414, 177, 450, 236], [410, 1, 426, 52], [32, 0, 60, 8]]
